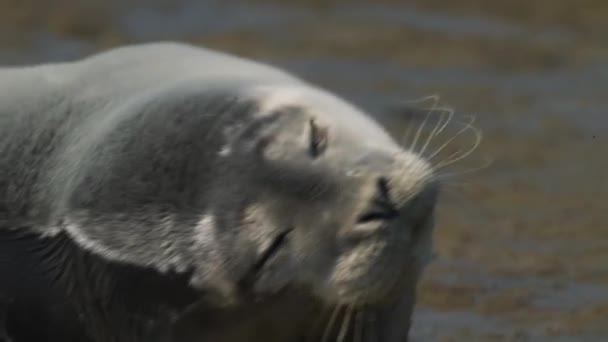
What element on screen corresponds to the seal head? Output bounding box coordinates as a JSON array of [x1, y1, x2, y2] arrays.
[[54, 80, 437, 309]]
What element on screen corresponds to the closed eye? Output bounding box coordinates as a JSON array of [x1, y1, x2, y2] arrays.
[[309, 119, 328, 158], [238, 228, 293, 294]]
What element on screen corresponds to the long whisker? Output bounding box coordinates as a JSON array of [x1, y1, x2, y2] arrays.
[[434, 106, 456, 136], [338, 305, 355, 342], [410, 95, 440, 153], [433, 119, 483, 170], [426, 115, 475, 161], [418, 108, 445, 155], [355, 308, 364, 342], [400, 116, 416, 148], [307, 306, 331, 342], [436, 147, 466, 166], [322, 305, 342, 342], [434, 155, 494, 180], [398, 94, 439, 148], [427, 115, 481, 164], [419, 106, 455, 156]]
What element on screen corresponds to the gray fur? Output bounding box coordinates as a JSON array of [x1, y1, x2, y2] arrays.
[[0, 42, 438, 341]]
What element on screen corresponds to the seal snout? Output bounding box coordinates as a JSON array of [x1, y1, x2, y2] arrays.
[[324, 151, 439, 303], [356, 177, 399, 224]]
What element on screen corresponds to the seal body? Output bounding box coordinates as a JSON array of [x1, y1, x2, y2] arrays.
[[0, 42, 438, 341]]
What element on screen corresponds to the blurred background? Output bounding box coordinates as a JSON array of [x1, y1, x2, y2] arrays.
[[1, 0, 607, 340]]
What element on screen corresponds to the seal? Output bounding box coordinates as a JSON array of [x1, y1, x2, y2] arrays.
[[0, 42, 439, 342]]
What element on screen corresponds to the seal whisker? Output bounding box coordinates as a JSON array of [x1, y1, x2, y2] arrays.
[[436, 138, 482, 170], [337, 304, 354, 342], [409, 95, 440, 153], [400, 118, 416, 150], [433, 105, 456, 137], [307, 305, 331, 342], [355, 307, 364, 342], [435, 155, 494, 180], [419, 106, 455, 157], [435, 148, 467, 168], [397, 94, 439, 148], [433, 117, 483, 170], [427, 115, 481, 167], [322, 305, 342, 342], [426, 115, 476, 161]]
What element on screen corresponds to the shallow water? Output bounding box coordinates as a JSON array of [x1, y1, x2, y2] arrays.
[[1, 0, 607, 340]]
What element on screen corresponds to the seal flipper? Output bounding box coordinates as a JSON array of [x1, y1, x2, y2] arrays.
[[0, 227, 89, 342], [0, 226, 199, 342], [0, 296, 10, 342]]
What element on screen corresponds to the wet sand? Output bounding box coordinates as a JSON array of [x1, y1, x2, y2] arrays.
[[1, 0, 606, 340]]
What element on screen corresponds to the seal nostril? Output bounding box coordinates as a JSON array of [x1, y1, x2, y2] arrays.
[[357, 177, 399, 223], [377, 176, 390, 200]]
